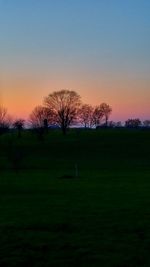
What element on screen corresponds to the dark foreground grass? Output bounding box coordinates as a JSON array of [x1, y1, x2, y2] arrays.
[[0, 129, 150, 266]]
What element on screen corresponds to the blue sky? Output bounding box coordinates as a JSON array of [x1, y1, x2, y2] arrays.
[[0, 0, 150, 120]]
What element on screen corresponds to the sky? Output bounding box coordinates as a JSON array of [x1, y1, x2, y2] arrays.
[[0, 0, 150, 122]]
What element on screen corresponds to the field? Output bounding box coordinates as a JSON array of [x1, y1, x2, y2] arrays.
[[0, 128, 150, 266]]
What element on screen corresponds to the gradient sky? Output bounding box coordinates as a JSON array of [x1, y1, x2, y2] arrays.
[[0, 0, 150, 121]]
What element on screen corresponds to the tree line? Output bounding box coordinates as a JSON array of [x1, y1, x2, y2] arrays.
[[0, 89, 150, 135], [0, 90, 112, 135]]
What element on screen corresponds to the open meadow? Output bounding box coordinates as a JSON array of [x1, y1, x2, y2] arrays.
[[0, 128, 150, 266]]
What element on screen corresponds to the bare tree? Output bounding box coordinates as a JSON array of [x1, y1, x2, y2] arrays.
[[116, 121, 122, 127], [99, 103, 112, 126], [0, 106, 9, 127], [107, 121, 115, 127], [79, 104, 94, 128], [13, 119, 25, 138], [143, 120, 150, 128], [125, 119, 141, 128], [44, 90, 81, 134], [29, 105, 54, 129], [92, 106, 104, 128], [0, 106, 12, 133]]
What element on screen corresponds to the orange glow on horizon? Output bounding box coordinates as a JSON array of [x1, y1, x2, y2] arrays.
[[1, 72, 150, 122]]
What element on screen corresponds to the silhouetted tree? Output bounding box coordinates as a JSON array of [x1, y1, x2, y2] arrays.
[[143, 120, 150, 128], [0, 106, 12, 134], [99, 103, 112, 126], [13, 119, 25, 138], [29, 105, 54, 129], [116, 121, 122, 127], [43, 118, 48, 132], [44, 90, 81, 134], [79, 104, 94, 128], [125, 119, 141, 128], [108, 121, 115, 127], [0, 106, 7, 124], [92, 106, 104, 128]]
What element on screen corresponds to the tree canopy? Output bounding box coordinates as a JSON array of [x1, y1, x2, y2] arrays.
[[44, 90, 81, 134]]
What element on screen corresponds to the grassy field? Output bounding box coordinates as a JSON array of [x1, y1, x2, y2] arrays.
[[0, 128, 150, 266]]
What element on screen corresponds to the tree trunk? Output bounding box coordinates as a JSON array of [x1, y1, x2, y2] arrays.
[[62, 126, 67, 135], [105, 117, 108, 127]]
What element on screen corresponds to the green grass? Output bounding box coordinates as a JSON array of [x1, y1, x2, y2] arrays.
[[0, 128, 150, 266]]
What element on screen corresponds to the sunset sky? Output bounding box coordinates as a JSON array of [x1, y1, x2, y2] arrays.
[[0, 0, 150, 122]]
